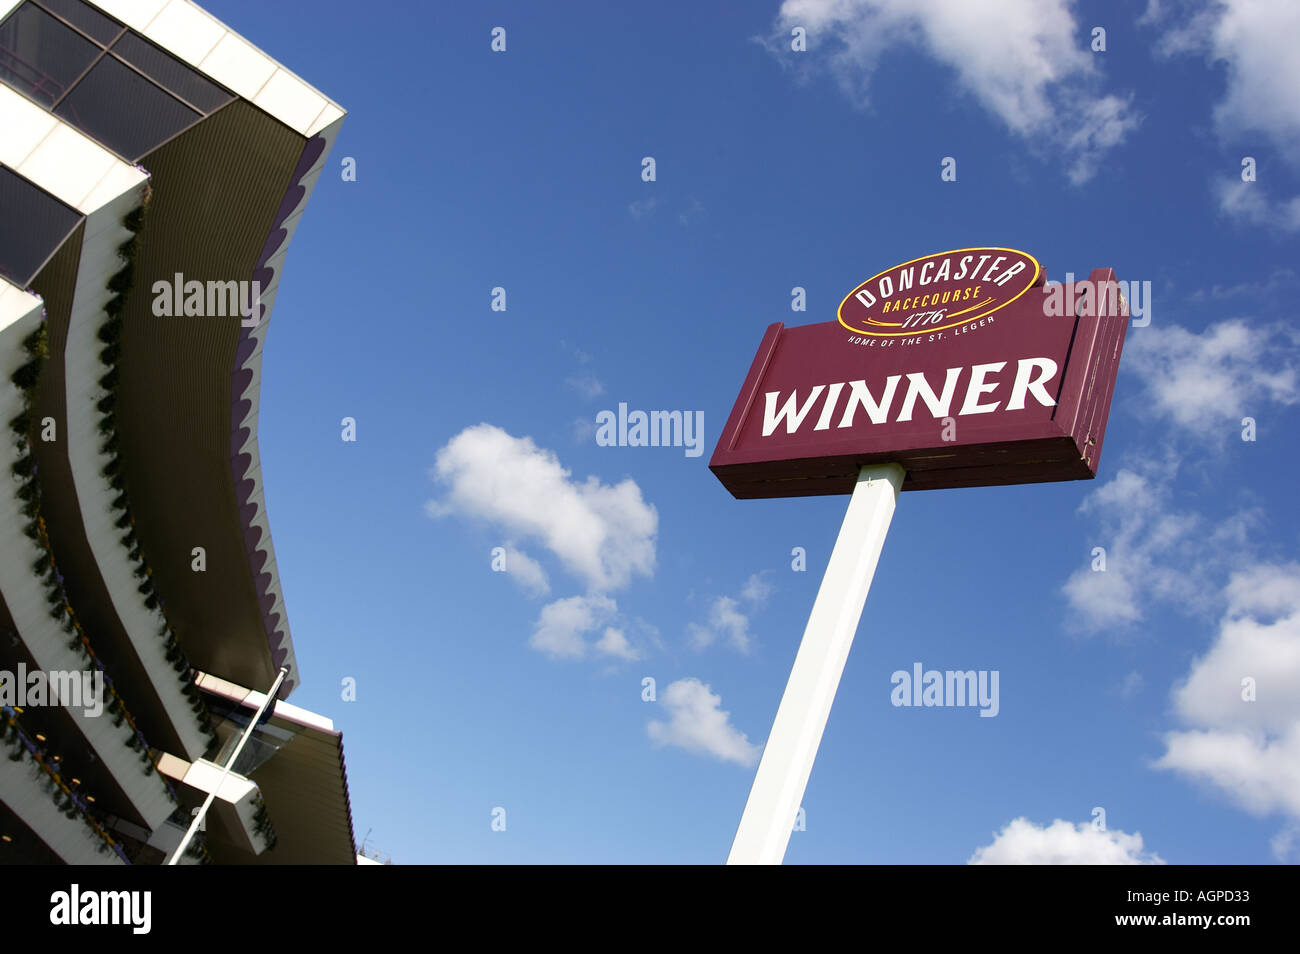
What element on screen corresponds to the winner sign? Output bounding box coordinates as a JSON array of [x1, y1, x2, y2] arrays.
[[710, 247, 1129, 497], [714, 248, 1133, 865]]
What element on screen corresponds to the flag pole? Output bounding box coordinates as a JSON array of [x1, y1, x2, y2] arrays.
[[166, 667, 288, 865], [727, 463, 903, 865]]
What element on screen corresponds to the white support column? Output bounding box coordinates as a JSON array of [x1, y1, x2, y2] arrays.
[[727, 462, 904, 865]]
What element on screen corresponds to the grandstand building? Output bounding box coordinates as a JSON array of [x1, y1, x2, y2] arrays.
[[0, 0, 355, 863]]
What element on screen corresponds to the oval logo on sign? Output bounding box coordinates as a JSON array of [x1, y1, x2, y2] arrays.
[[837, 247, 1041, 338]]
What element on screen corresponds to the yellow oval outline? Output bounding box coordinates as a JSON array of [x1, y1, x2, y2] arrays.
[[837, 246, 1042, 337]]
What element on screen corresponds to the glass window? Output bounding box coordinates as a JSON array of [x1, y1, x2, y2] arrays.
[[0, 2, 100, 108], [111, 31, 231, 114], [54, 54, 199, 160], [207, 697, 295, 776], [35, 0, 120, 46], [0, 165, 83, 287]]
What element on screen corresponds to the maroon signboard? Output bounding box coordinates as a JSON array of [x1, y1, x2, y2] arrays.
[[710, 247, 1129, 498]]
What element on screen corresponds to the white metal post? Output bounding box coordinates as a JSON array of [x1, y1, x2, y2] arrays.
[[727, 463, 904, 865], [166, 667, 287, 865]]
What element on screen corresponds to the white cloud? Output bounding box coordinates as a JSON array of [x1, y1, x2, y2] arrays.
[[528, 597, 651, 662], [1225, 561, 1300, 618], [559, 341, 593, 365], [1145, 1, 1300, 228], [1271, 824, 1300, 863], [678, 196, 705, 225], [1064, 468, 1300, 843], [1124, 319, 1299, 436], [502, 546, 549, 597], [1060, 91, 1141, 185], [1061, 458, 1273, 632], [767, 0, 1139, 182], [1157, 727, 1300, 819], [1061, 465, 1209, 630], [688, 597, 753, 653], [1061, 555, 1143, 629], [969, 818, 1165, 865], [565, 374, 605, 400], [1149, 1, 1227, 56], [1119, 670, 1144, 699], [1214, 178, 1300, 232], [628, 197, 658, 220], [595, 626, 641, 661], [1149, 0, 1300, 156], [647, 678, 760, 767], [529, 594, 617, 660], [1210, 0, 1300, 151], [572, 416, 597, 444], [1187, 266, 1298, 303], [688, 573, 773, 654], [740, 573, 774, 605], [1155, 563, 1300, 821], [1172, 563, 1300, 734], [427, 424, 657, 593]]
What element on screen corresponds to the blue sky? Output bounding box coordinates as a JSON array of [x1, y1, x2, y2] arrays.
[[203, 0, 1298, 863]]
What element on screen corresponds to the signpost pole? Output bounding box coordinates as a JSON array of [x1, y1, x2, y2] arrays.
[[727, 462, 904, 865]]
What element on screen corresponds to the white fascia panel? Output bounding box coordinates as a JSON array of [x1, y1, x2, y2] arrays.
[[81, 162, 150, 227], [160, 756, 271, 855], [179, 758, 257, 803], [0, 278, 43, 335], [198, 30, 276, 100], [20, 123, 117, 210], [86, 1, 346, 139], [126, 0, 346, 136], [195, 671, 334, 732], [0, 86, 58, 169], [193, 672, 251, 703], [0, 89, 146, 216], [88, 0, 167, 30], [309, 103, 345, 139], [142, 0, 225, 65], [265, 697, 333, 732], [253, 68, 329, 137]]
